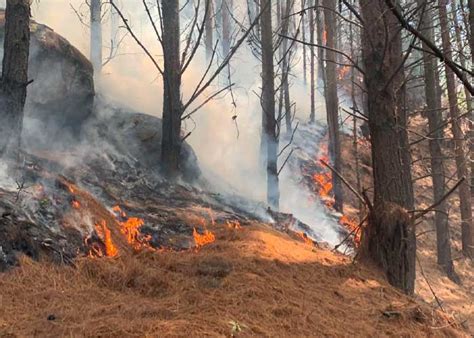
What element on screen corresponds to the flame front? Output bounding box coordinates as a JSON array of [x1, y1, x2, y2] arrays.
[[94, 220, 119, 257], [193, 227, 216, 247]]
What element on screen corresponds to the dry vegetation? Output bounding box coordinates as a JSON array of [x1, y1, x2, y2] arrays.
[[340, 114, 474, 333], [0, 222, 464, 337]]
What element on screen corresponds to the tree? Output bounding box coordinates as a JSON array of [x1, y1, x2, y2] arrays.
[[90, 0, 102, 76], [205, 0, 214, 59], [438, 0, 473, 257], [322, 0, 343, 212], [418, 0, 457, 281], [360, 0, 416, 295], [260, 0, 279, 209], [0, 0, 30, 163], [309, 0, 316, 123], [161, 1, 183, 176]]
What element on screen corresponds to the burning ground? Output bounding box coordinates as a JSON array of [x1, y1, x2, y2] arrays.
[[0, 224, 463, 337]]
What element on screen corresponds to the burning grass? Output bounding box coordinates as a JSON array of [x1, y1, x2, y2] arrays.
[[0, 223, 463, 337]]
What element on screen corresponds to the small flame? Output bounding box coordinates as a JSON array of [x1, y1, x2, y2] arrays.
[[94, 220, 119, 257], [193, 227, 216, 248], [296, 231, 313, 246], [338, 65, 350, 80], [72, 200, 81, 209], [339, 215, 361, 246], [226, 220, 242, 230]]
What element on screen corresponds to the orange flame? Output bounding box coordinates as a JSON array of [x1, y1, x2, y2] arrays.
[[339, 215, 361, 246], [72, 200, 81, 209], [296, 231, 313, 246], [193, 227, 216, 247], [94, 220, 119, 257], [112, 205, 149, 250], [338, 65, 350, 80], [226, 220, 242, 230]]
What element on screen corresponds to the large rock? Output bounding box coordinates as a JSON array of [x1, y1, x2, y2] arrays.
[[0, 10, 94, 144]]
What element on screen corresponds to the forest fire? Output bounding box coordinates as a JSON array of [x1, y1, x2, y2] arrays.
[[72, 200, 81, 209], [91, 220, 119, 257], [112, 205, 150, 250], [193, 228, 216, 247], [339, 215, 361, 246], [296, 231, 314, 246], [338, 65, 350, 80]]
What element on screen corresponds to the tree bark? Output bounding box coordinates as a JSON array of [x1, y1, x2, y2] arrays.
[[90, 0, 102, 76], [323, 0, 343, 212], [309, 0, 316, 123], [281, 0, 292, 134], [418, 0, 457, 281], [0, 0, 30, 162], [261, 0, 279, 209], [221, 0, 231, 56], [439, 0, 473, 257], [360, 0, 416, 295], [205, 0, 214, 60], [301, 0, 307, 85], [161, 0, 183, 177]]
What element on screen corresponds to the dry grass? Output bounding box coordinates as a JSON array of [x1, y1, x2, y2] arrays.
[[0, 223, 464, 337]]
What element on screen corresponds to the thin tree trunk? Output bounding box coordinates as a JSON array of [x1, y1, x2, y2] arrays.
[[469, 0, 474, 199], [161, 0, 183, 177], [205, 0, 214, 60], [315, 0, 325, 86], [418, 0, 457, 281], [281, 0, 293, 134], [221, 0, 231, 56], [261, 0, 279, 209], [309, 1, 316, 122], [452, 0, 473, 202], [301, 0, 307, 84], [0, 0, 30, 163], [90, 0, 102, 76], [439, 0, 473, 257], [360, 0, 416, 295], [323, 0, 343, 212]]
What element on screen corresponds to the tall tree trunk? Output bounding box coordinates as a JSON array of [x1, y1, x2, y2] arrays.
[[161, 0, 183, 177], [439, 0, 473, 257], [90, 0, 102, 76], [315, 0, 325, 86], [360, 0, 416, 295], [0, 0, 30, 162], [281, 0, 292, 134], [466, 0, 474, 199], [309, 1, 316, 123], [261, 0, 279, 209], [323, 0, 343, 212], [205, 0, 215, 60], [453, 0, 473, 203], [301, 0, 307, 84], [221, 0, 231, 56], [418, 0, 457, 281]]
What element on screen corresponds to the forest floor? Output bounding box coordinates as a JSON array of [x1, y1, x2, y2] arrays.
[[0, 221, 464, 337], [340, 114, 474, 333]]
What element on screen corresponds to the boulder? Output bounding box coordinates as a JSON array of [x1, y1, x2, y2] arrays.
[[0, 10, 94, 144]]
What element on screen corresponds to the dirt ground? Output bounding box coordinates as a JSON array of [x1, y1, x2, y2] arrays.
[[0, 222, 463, 337]]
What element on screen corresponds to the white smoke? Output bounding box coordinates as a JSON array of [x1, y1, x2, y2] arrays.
[[27, 0, 342, 245]]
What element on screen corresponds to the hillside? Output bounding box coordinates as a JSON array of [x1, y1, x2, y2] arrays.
[[0, 222, 463, 337]]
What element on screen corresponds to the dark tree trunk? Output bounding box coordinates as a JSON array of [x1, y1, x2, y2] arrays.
[[90, 0, 102, 76], [309, 0, 316, 123], [261, 0, 279, 209], [205, 0, 214, 59], [360, 0, 416, 295], [0, 0, 30, 162], [161, 0, 183, 177], [418, 0, 457, 281], [301, 0, 307, 85], [466, 0, 474, 200], [439, 0, 473, 257], [315, 1, 325, 87], [323, 0, 343, 212]]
